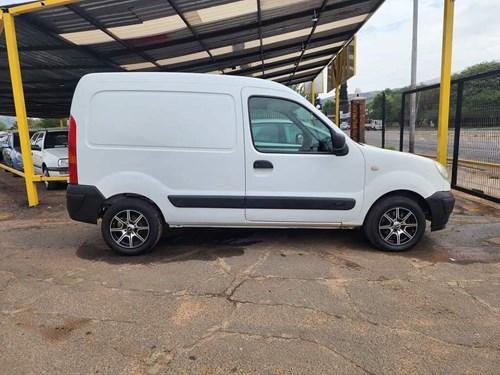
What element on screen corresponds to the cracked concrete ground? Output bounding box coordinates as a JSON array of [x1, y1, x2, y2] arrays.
[[0, 174, 499, 375]]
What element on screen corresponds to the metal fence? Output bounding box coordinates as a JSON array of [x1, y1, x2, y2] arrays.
[[399, 69, 500, 203], [364, 93, 405, 151]]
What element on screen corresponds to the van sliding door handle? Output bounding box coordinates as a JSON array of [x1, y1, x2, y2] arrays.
[[253, 160, 273, 169]]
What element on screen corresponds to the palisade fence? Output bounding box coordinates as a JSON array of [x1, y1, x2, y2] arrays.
[[399, 69, 500, 203]]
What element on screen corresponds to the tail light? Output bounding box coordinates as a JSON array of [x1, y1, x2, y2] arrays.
[[68, 115, 78, 185]]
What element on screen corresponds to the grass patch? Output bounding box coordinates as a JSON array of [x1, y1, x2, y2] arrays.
[[489, 175, 500, 180], [384, 145, 396, 151]]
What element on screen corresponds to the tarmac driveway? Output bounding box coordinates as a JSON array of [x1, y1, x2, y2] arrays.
[[0, 173, 499, 374]]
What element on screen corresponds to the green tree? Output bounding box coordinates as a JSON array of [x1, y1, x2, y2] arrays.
[[453, 61, 500, 79], [323, 100, 334, 115], [0, 121, 8, 131], [11, 118, 39, 130], [368, 60, 499, 130], [453, 61, 500, 124], [367, 88, 402, 127], [33, 118, 65, 128]]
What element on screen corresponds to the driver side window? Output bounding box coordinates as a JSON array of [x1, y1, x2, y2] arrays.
[[35, 133, 44, 149], [249, 97, 333, 154]]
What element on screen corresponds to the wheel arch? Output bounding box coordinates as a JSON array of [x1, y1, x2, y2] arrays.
[[364, 189, 431, 226], [100, 193, 167, 226]]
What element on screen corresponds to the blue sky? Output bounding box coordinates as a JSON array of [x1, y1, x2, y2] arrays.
[[347, 0, 500, 93]]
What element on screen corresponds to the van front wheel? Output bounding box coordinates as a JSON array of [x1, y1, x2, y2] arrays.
[[101, 198, 163, 255], [364, 196, 426, 252]]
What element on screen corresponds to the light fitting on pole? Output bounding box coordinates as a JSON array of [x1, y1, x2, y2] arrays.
[[311, 10, 318, 22]]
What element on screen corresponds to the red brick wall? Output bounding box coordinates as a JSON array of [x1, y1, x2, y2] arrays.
[[350, 98, 366, 143]]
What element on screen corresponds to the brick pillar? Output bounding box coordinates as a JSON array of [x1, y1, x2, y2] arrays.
[[350, 97, 366, 143]]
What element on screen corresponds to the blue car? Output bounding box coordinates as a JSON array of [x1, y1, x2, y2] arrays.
[[0, 133, 8, 163], [1, 131, 35, 172]]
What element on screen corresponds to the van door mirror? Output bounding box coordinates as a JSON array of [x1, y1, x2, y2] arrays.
[[31, 145, 41, 151], [332, 131, 349, 156]]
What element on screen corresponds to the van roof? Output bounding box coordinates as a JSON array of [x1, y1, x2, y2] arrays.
[[78, 72, 292, 92]]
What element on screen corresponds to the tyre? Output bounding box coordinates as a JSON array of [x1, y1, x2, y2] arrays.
[[43, 168, 57, 190], [101, 198, 163, 255], [363, 195, 426, 252]]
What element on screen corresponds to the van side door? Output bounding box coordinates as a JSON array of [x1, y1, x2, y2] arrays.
[[242, 88, 365, 224]]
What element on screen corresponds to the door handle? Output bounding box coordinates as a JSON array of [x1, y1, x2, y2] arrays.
[[253, 160, 273, 169]]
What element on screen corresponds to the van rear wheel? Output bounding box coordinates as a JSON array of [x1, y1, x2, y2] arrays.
[[363, 195, 426, 252], [101, 198, 163, 255]]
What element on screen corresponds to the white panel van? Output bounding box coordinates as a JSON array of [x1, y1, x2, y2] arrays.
[[67, 73, 454, 255]]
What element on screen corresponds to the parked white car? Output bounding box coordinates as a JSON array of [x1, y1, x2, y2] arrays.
[[67, 73, 454, 255], [366, 119, 383, 130], [30, 129, 69, 189], [340, 122, 350, 130]]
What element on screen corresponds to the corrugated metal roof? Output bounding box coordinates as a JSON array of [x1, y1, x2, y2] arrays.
[[0, 0, 384, 118]]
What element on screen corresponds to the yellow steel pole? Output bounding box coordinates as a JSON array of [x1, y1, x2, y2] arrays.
[[436, 0, 455, 166], [353, 35, 357, 76], [3, 12, 39, 206], [335, 84, 340, 125], [311, 82, 315, 106], [8, 0, 81, 16], [60, 119, 64, 128]]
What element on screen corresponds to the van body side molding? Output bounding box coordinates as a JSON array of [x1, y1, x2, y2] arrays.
[[168, 196, 245, 209], [246, 196, 355, 210], [168, 196, 355, 210]]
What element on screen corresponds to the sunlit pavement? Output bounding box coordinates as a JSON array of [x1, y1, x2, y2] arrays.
[[1, 172, 499, 374]]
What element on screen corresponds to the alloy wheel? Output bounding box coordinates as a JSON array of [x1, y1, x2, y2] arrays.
[[109, 209, 150, 249], [378, 207, 418, 246]]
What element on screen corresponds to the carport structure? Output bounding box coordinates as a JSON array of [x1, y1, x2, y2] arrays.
[[0, 0, 386, 206], [0, 0, 455, 207]]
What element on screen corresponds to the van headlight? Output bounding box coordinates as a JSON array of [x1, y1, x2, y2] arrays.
[[58, 158, 68, 167], [434, 161, 449, 181]]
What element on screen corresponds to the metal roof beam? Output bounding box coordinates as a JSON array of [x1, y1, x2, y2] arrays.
[[165, 31, 351, 72], [66, 4, 163, 70], [263, 59, 330, 80], [0, 45, 79, 52], [108, 0, 372, 57], [20, 13, 124, 71], [4, 0, 81, 16], [257, 0, 264, 76], [278, 74, 318, 85], [0, 64, 112, 71], [226, 47, 341, 77], [166, 0, 223, 74], [287, 0, 328, 85]]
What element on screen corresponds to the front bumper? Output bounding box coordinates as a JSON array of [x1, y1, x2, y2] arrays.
[[67, 184, 105, 224], [426, 191, 455, 231], [47, 166, 69, 175]]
